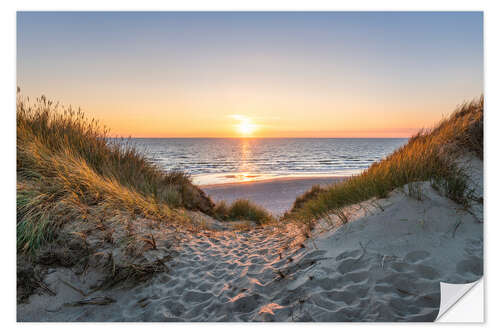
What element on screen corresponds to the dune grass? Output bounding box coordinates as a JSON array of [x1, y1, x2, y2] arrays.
[[214, 199, 273, 225], [17, 93, 214, 252], [17, 91, 482, 250], [289, 96, 483, 223]]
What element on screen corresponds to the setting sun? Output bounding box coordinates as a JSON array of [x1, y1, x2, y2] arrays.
[[15, 11, 484, 323], [233, 115, 258, 137]]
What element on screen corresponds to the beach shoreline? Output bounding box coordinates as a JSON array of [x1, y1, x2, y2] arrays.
[[16, 93, 483, 322], [201, 176, 346, 216], [192, 172, 357, 187], [199, 175, 346, 189]]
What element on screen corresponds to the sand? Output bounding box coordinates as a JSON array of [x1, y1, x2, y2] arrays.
[[17, 162, 483, 322], [202, 176, 345, 216]]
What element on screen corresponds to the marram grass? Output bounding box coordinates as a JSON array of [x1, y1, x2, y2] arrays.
[[289, 96, 483, 223], [17, 92, 483, 251], [17, 93, 213, 252], [214, 199, 273, 225]]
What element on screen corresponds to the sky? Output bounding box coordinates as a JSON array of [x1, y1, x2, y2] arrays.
[[17, 12, 483, 138]]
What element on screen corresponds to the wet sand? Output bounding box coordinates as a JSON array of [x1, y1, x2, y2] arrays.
[[201, 176, 346, 216]]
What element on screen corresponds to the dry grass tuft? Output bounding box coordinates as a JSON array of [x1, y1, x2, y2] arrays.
[[290, 185, 327, 212], [17, 92, 214, 252], [214, 199, 274, 225], [289, 96, 483, 223]]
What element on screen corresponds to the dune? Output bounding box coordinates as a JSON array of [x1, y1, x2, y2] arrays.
[[17, 153, 482, 321], [17, 96, 483, 322]]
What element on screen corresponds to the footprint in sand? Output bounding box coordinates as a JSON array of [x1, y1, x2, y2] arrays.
[[404, 250, 431, 263]]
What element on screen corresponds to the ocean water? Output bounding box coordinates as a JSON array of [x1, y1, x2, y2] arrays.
[[121, 138, 407, 185]]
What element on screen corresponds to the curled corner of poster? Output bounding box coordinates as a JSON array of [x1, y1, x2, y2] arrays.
[[436, 277, 483, 322]]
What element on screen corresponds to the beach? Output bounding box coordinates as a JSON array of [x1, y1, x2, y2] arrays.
[[18, 174, 483, 321], [15, 10, 486, 323], [16, 92, 484, 322], [201, 176, 346, 216]]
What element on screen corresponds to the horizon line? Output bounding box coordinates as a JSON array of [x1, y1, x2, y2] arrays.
[[107, 136, 410, 140]]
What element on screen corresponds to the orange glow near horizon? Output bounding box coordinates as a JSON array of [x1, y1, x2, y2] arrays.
[[56, 94, 471, 139], [17, 13, 483, 139]]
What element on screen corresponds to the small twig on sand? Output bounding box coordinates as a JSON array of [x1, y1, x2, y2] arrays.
[[465, 208, 483, 224], [37, 280, 56, 296], [397, 288, 415, 296], [58, 277, 89, 297], [64, 296, 116, 307], [273, 270, 286, 281], [452, 219, 464, 238]]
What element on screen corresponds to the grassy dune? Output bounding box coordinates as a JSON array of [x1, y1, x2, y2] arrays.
[[16, 92, 482, 304], [214, 199, 273, 225], [16, 92, 483, 252], [288, 96, 483, 223], [17, 93, 214, 252]]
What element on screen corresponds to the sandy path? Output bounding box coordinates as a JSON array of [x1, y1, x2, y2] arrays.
[[18, 227, 451, 322], [18, 173, 483, 322], [202, 176, 345, 216]]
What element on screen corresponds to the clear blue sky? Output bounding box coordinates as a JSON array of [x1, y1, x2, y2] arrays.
[[17, 12, 483, 137]]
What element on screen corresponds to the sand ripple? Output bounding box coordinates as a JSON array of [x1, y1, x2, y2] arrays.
[[18, 181, 483, 322], [23, 224, 478, 322]]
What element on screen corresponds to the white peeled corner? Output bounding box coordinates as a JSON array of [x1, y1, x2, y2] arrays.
[[436, 278, 483, 322]]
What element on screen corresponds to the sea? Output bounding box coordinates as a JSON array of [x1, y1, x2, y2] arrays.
[[119, 138, 408, 185]]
